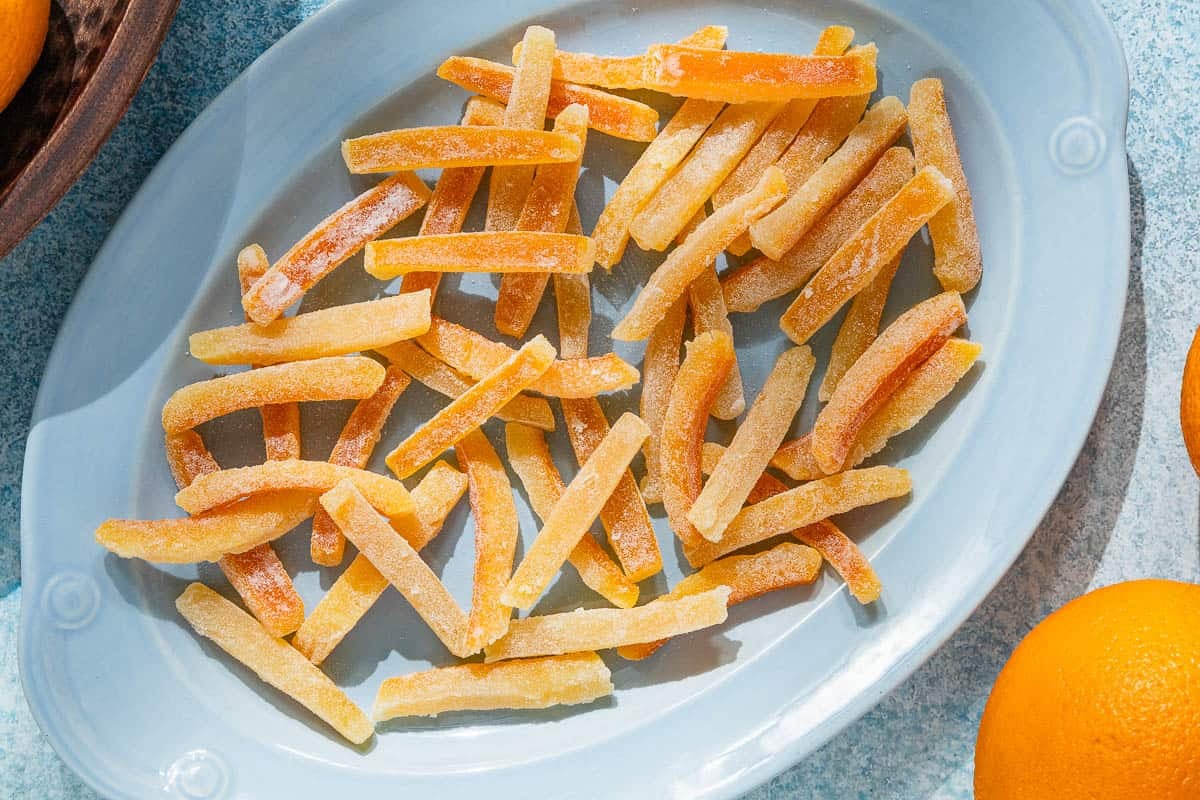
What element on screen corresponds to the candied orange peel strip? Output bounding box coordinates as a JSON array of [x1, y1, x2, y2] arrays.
[[293, 461, 468, 664], [618, 542, 822, 659], [483, 586, 730, 662], [189, 292, 431, 366], [165, 430, 304, 637], [378, 340, 555, 431], [780, 166, 955, 345], [495, 104, 589, 337], [614, 167, 788, 341], [722, 146, 914, 313], [97, 492, 316, 563], [773, 338, 981, 480], [487, 25, 556, 233], [364, 231, 595, 279], [505, 422, 640, 609], [661, 331, 736, 550], [909, 78, 982, 293], [710, 29, 859, 209], [688, 346, 815, 542], [819, 254, 902, 401], [641, 44, 876, 103], [341, 126, 581, 174], [512, 24, 728, 89], [418, 317, 639, 398], [175, 460, 414, 519], [161, 356, 385, 433], [241, 171, 429, 325], [501, 413, 650, 609], [553, 205, 590, 360], [686, 466, 911, 566], [699, 444, 882, 603], [385, 335, 557, 478], [456, 429, 521, 653], [311, 365, 411, 566], [437, 55, 659, 142], [402, 96, 505, 300], [686, 215, 745, 420], [639, 296, 686, 505], [320, 479, 471, 657], [750, 95, 909, 260], [373, 652, 612, 720], [811, 291, 966, 473], [237, 244, 302, 459], [176, 583, 373, 744]]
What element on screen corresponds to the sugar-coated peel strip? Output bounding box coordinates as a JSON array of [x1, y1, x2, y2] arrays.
[[909, 78, 982, 293], [722, 146, 914, 313], [629, 103, 787, 252], [780, 166, 955, 345], [365, 231, 595, 279], [320, 479, 471, 657], [641, 45, 876, 103], [310, 365, 411, 566], [501, 413, 650, 609], [164, 430, 305, 637], [373, 652, 613, 720], [638, 296, 686, 504], [512, 24, 728, 89], [618, 543, 822, 659], [436, 56, 659, 142], [161, 356, 385, 434], [699, 444, 882, 603], [483, 586, 731, 662], [96, 490, 317, 564], [385, 335, 557, 478], [487, 26, 556, 233], [773, 338, 981, 480], [561, 400, 663, 582], [811, 291, 966, 472], [341, 126, 581, 174], [237, 244, 301, 460], [684, 211, 744, 420], [241, 172, 429, 325], [819, 254, 902, 401], [176, 460, 414, 519], [553, 205, 590, 359], [175, 584, 373, 744], [402, 96, 506, 301], [418, 317, 639, 398], [685, 466, 911, 566], [495, 104, 589, 337], [750, 96, 909, 260], [688, 346, 815, 542], [614, 167, 788, 341], [293, 462, 468, 664], [661, 331, 736, 550], [377, 340, 555, 431], [456, 429, 521, 653], [189, 292, 432, 366], [710, 29, 858, 209], [505, 422, 640, 609], [591, 97, 724, 266]]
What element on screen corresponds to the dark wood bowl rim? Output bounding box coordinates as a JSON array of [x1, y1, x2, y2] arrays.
[[0, 0, 181, 260]]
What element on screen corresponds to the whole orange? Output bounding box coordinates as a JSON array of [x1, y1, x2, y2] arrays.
[[0, 0, 50, 112], [975, 579, 1200, 799]]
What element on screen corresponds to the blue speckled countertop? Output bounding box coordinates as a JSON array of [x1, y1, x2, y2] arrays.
[[2, 1, 1197, 796]]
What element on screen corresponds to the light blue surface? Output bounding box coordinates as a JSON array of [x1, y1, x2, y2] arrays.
[[0, 1, 1194, 798]]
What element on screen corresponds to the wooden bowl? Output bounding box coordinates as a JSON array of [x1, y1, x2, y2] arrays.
[[0, 0, 180, 259]]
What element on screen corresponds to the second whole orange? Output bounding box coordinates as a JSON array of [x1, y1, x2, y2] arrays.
[[975, 578, 1200, 799]]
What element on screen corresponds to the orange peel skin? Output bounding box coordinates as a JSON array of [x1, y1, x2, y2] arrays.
[[722, 146, 914, 314], [660, 331, 736, 550], [811, 291, 967, 473], [1183, 326, 1200, 475]]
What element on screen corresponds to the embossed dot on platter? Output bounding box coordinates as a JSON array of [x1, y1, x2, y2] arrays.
[[166, 750, 231, 800], [1049, 116, 1108, 175], [41, 572, 100, 630]]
